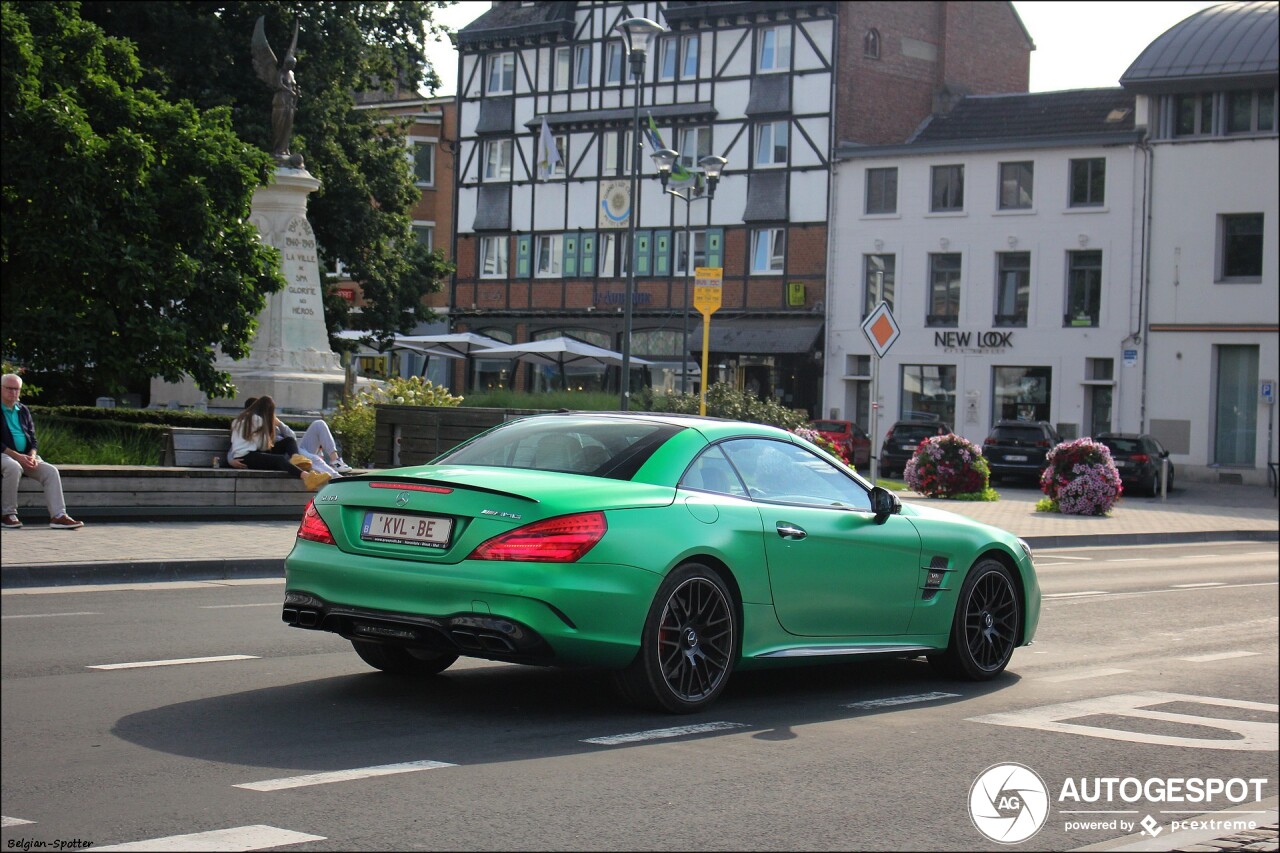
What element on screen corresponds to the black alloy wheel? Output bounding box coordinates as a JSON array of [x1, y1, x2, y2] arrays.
[[614, 563, 738, 713], [930, 559, 1021, 680]]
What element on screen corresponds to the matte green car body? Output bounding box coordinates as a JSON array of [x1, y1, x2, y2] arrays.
[[283, 415, 1040, 681]]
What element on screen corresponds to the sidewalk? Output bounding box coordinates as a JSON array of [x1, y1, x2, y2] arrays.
[[1, 481, 1275, 589]]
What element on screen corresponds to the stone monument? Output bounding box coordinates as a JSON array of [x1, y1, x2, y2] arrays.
[[151, 15, 344, 412]]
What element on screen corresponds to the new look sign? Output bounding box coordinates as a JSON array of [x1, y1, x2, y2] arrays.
[[935, 329, 1014, 354]]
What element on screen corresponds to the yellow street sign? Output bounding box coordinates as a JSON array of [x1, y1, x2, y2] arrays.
[[693, 266, 723, 315]]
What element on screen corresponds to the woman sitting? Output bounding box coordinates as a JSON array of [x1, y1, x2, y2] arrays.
[[228, 396, 330, 491]]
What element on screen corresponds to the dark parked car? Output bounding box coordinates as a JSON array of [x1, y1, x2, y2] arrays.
[[1097, 433, 1175, 496], [808, 419, 872, 468], [983, 421, 1062, 482], [879, 419, 953, 478]]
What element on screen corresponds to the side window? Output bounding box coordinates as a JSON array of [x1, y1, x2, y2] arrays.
[[720, 439, 871, 510], [680, 446, 748, 497]]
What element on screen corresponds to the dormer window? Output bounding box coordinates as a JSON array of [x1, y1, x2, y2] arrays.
[[864, 29, 880, 60]]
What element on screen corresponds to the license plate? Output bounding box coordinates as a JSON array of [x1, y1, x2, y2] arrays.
[[361, 511, 452, 548], [1006, 454, 1027, 462], [902, 444, 916, 451]]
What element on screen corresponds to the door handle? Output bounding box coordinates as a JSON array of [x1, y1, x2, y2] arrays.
[[776, 522, 806, 540]]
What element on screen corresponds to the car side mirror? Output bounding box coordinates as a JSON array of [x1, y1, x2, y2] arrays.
[[870, 486, 900, 524]]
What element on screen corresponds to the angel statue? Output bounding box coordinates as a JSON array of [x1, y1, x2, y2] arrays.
[[252, 15, 301, 165]]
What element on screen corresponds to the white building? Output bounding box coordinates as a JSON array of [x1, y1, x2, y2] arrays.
[[1120, 0, 1278, 486], [825, 89, 1145, 454]]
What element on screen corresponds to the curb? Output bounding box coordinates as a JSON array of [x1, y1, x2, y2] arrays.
[[1021, 529, 1279, 550], [0, 558, 285, 589]]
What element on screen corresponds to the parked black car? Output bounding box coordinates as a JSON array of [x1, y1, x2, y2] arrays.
[[983, 420, 1062, 482], [1096, 432, 1175, 496], [879, 419, 952, 478]]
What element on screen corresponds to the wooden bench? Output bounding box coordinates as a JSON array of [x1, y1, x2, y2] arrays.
[[165, 427, 231, 467], [16, 465, 316, 521]]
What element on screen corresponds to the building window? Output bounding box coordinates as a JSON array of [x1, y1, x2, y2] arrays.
[[864, 29, 880, 59], [756, 121, 789, 167], [758, 25, 791, 72], [1226, 88, 1276, 134], [553, 46, 571, 90], [1069, 158, 1105, 207], [658, 37, 678, 80], [603, 130, 632, 176], [483, 138, 513, 181], [865, 167, 898, 215], [480, 237, 508, 278], [1174, 92, 1215, 136], [992, 366, 1052, 423], [412, 223, 434, 252], [900, 364, 956, 424], [998, 161, 1034, 210], [751, 228, 785, 274], [605, 42, 624, 85], [535, 234, 564, 278], [1214, 345, 1259, 465], [412, 142, 435, 186], [486, 52, 514, 95], [863, 254, 895, 317], [574, 45, 591, 87], [600, 233, 631, 278], [1065, 250, 1102, 327], [675, 230, 707, 276], [930, 165, 964, 212], [677, 126, 712, 170], [995, 252, 1030, 327], [681, 34, 700, 79], [927, 253, 961, 326], [1219, 213, 1264, 281]]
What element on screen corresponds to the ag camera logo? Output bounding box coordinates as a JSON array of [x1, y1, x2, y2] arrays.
[[969, 763, 1050, 844]]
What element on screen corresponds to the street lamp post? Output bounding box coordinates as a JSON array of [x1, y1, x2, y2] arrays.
[[651, 150, 727, 394], [615, 17, 665, 411]]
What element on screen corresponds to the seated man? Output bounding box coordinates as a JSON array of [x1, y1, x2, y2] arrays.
[[1, 373, 83, 529]]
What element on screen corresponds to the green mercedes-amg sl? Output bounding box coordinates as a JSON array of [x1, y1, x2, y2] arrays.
[[283, 412, 1040, 713]]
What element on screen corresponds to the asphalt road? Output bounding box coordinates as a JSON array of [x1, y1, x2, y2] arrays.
[[2, 541, 1276, 851]]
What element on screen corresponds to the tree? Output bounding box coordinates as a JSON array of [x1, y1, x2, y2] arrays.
[[1, 1, 283, 398], [79, 1, 456, 352]]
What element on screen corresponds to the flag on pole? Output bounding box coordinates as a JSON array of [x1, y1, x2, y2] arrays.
[[537, 116, 562, 180], [645, 113, 694, 185]]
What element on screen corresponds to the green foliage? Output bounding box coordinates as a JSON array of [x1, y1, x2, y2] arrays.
[[1035, 497, 1059, 513], [635, 384, 808, 430], [34, 418, 168, 465], [949, 488, 1001, 502], [76, 2, 457, 351], [1, 359, 41, 399], [28, 405, 236, 429], [2, 1, 283, 398], [331, 376, 462, 466]]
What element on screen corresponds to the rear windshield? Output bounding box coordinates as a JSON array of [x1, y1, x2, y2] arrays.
[[895, 425, 945, 442], [991, 426, 1046, 442], [435, 416, 682, 479], [811, 421, 850, 434], [1100, 438, 1142, 454]]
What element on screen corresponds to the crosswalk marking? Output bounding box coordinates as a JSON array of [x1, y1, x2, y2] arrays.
[[88, 655, 258, 670], [1, 816, 35, 827], [842, 691, 961, 710], [1039, 667, 1133, 682], [235, 760, 455, 791], [92, 825, 324, 851], [1181, 651, 1260, 662], [582, 721, 747, 745]]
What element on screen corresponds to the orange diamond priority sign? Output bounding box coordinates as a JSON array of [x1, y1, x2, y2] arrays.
[[861, 301, 900, 358]]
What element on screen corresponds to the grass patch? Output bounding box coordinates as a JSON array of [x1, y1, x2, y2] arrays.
[[35, 419, 166, 465]]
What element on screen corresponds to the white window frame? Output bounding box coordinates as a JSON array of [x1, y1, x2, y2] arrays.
[[551, 134, 567, 179], [605, 42, 624, 85], [758, 25, 791, 73], [677, 126, 712, 170], [412, 222, 434, 253], [658, 37, 678, 81], [574, 44, 591, 87], [480, 237, 509, 278], [681, 34, 700, 79], [751, 228, 785, 274], [553, 46, 571, 91], [675, 230, 707, 276], [756, 121, 789, 167], [486, 52, 515, 95], [603, 130, 632, 176], [535, 234, 564, 278], [484, 138, 513, 181], [410, 140, 436, 187]]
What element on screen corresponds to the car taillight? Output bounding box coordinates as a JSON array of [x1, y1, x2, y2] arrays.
[[1131, 453, 1150, 464], [297, 499, 336, 545], [1037, 440, 1051, 447], [468, 511, 607, 563], [983, 437, 995, 445], [885, 428, 895, 442]]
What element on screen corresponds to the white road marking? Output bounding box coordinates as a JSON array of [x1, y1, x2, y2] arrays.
[[1032, 561, 1083, 567], [1039, 667, 1133, 682], [970, 691, 1280, 750], [582, 721, 748, 745], [842, 691, 961, 710], [1181, 651, 1261, 662], [1171, 582, 1226, 588], [234, 760, 455, 791], [1043, 591, 1110, 598], [92, 825, 324, 851], [1105, 558, 1149, 563], [1, 816, 35, 827], [1, 611, 102, 619], [1177, 554, 1221, 558], [88, 655, 258, 670], [1044, 581, 1279, 602], [199, 603, 279, 609], [1034, 554, 1093, 561]]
